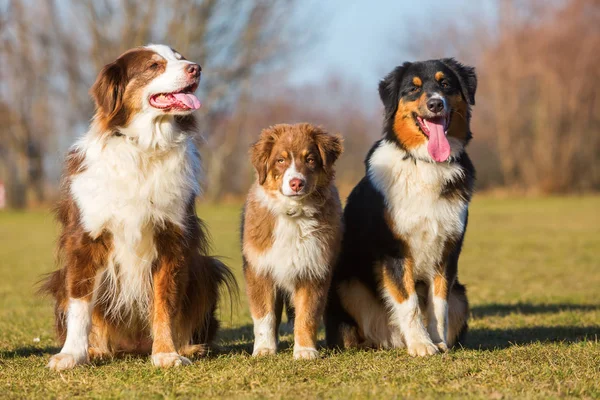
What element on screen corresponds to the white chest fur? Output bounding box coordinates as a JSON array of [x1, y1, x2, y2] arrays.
[[368, 140, 468, 278], [69, 133, 200, 318], [245, 188, 331, 292]]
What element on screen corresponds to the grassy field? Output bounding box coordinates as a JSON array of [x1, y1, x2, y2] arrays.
[[1, 196, 599, 399]]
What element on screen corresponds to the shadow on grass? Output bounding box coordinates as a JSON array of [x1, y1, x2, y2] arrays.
[[215, 322, 333, 357], [472, 303, 600, 318], [216, 323, 599, 354], [4, 303, 598, 360], [464, 325, 599, 350], [0, 345, 59, 359]]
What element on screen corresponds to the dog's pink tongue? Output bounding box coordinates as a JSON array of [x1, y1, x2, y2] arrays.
[[172, 93, 201, 110], [426, 118, 450, 162]]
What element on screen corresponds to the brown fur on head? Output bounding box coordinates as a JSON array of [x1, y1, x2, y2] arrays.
[[90, 49, 167, 131], [250, 123, 343, 197], [90, 45, 202, 134]]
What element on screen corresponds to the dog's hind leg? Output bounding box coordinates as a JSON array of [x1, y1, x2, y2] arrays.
[[325, 283, 363, 349], [88, 311, 113, 360], [447, 281, 469, 347]]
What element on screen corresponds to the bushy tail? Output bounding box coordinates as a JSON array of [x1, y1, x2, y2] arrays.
[[211, 257, 240, 318], [37, 268, 68, 343], [191, 256, 239, 346]]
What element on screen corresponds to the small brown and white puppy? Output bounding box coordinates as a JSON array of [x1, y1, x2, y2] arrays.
[[41, 44, 235, 370], [242, 123, 343, 359]]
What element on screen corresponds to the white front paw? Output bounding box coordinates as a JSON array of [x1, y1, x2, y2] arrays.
[[407, 340, 439, 357], [252, 346, 277, 357], [435, 342, 449, 352], [293, 347, 319, 360], [47, 352, 88, 371], [151, 352, 191, 368]]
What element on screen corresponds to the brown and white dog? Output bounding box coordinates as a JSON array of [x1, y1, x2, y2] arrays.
[[242, 123, 343, 359], [41, 44, 235, 370]]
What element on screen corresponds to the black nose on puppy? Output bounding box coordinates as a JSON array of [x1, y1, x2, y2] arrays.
[[289, 178, 305, 193], [427, 98, 444, 113], [186, 63, 201, 78]]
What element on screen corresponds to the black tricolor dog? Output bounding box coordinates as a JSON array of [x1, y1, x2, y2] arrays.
[[325, 59, 476, 356]]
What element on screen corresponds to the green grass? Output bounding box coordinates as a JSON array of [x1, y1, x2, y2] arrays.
[[1, 197, 599, 399]]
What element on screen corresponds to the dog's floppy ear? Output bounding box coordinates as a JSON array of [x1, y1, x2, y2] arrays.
[[250, 128, 277, 185], [379, 62, 412, 120], [90, 61, 127, 121], [441, 58, 477, 105], [313, 127, 343, 173]]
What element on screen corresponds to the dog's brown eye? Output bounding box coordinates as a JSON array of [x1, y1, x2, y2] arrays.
[[410, 86, 420, 93], [149, 62, 159, 70], [307, 157, 315, 164], [440, 80, 449, 88], [277, 158, 285, 164]]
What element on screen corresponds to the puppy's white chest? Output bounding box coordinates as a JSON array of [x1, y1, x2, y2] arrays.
[[254, 214, 329, 290]]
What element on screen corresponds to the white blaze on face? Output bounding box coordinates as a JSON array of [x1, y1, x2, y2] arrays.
[[143, 44, 199, 110], [281, 155, 306, 196]]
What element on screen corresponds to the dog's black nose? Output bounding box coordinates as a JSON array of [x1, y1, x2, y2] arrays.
[[427, 98, 444, 113], [186, 63, 201, 78]]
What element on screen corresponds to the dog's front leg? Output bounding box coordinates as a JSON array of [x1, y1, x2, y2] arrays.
[[151, 259, 190, 368], [47, 233, 110, 371], [292, 278, 329, 360], [47, 298, 94, 371], [426, 269, 450, 352], [382, 257, 438, 357], [245, 265, 279, 356]]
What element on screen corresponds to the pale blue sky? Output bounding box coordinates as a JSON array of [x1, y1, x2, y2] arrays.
[[290, 0, 497, 90]]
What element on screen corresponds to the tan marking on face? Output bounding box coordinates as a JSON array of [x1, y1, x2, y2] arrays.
[[435, 71, 445, 81], [281, 150, 288, 158], [91, 48, 169, 132], [301, 149, 308, 157], [392, 93, 428, 149], [122, 50, 168, 110], [412, 76, 422, 86]]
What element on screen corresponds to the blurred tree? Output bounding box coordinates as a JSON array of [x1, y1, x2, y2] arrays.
[[399, 0, 600, 193], [0, 0, 312, 206]]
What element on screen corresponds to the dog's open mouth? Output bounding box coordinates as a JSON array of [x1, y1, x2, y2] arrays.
[[149, 83, 200, 111], [414, 113, 451, 162]]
